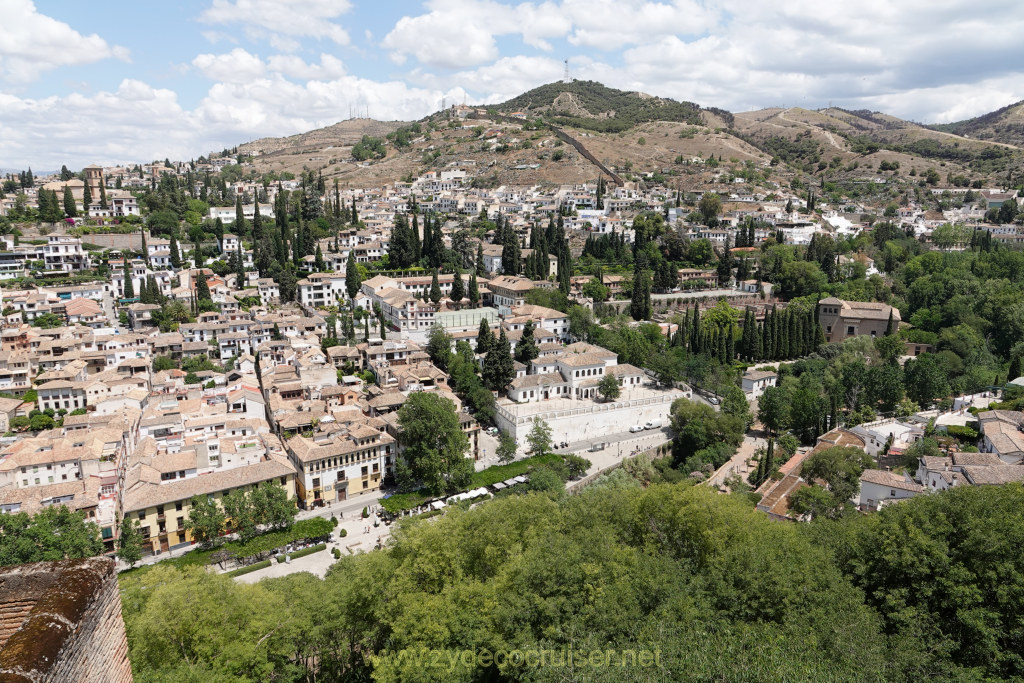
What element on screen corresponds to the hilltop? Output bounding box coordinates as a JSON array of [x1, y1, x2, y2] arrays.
[[489, 79, 721, 132], [232, 81, 1021, 189]]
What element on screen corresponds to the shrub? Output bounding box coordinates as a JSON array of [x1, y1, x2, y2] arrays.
[[338, 528, 347, 537], [332, 548, 341, 559], [361, 507, 369, 519], [225, 559, 271, 577]]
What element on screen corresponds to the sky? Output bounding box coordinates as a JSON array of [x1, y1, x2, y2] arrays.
[[2, 0, 1023, 169]]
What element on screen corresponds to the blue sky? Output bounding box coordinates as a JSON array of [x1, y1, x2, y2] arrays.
[[3, 0, 1023, 169]]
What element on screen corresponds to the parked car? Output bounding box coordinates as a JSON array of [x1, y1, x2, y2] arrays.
[[485, 427, 498, 436], [629, 424, 644, 433], [644, 419, 662, 430], [707, 396, 719, 405]]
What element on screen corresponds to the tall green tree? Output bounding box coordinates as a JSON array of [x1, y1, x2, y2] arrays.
[[196, 269, 211, 303], [526, 418, 553, 457], [0, 506, 103, 567], [63, 185, 77, 217], [516, 319, 539, 363], [123, 257, 135, 299], [169, 233, 181, 269], [483, 328, 514, 392], [449, 266, 465, 305], [117, 517, 143, 568], [345, 251, 361, 300], [468, 271, 480, 307], [397, 392, 472, 496], [182, 495, 226, 548], [630, 254, 653, 321], [476, 319, 493, 354], [429, 269, 442, 304]]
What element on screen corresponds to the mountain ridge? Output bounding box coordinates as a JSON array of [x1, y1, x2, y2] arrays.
[[234, 81, 1022, 186]]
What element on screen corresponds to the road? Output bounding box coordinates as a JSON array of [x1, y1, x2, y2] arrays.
[[101, 291, 117, 325]]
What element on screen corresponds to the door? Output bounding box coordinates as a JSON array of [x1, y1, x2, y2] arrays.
[[159, 536, 169, 553]]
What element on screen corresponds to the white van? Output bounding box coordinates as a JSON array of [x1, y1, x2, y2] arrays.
[[644, 419, 662, 430], [629, 424, 644, 433]]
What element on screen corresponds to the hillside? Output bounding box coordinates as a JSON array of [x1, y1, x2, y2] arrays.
[[490, 80, 712, 133], [930, 100, 1024, 147], [731, 106, 1021, 180], [230, 82, 1021, 188]]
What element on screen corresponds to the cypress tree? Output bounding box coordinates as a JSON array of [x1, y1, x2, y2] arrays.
[[885, 310, 896, 336], [252, 198, 263, 241], [468, 271, 479, 307], [726, 322, 736, 363], [82, 182, 92, 212], [429, 269, 442, 304], [483, 328, 514, 392], [315, 245, 325, 272], [235, 240, 245, 289], [100, 183, 108, 209], [476, 318, 493, 354], [1009, 355, 1022, 381], [690, 304, 701, 353], [779, 309, 790, 359], [411, 213, 421, 261], [170, 234, 181, 269], [235, 195, 246, 234], [788, 308, 799, 359], [63, 186, 77, 217], [351, 199, 358, 225], [475, 243, 485, 276], [450, 266, 465, 305], [196, 269, 211, 303], [123, 258, 134, 299], [516, 319, 539, 363], [345, 251, 361, 300]]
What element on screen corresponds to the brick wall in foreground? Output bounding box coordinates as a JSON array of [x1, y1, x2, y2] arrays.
[[0, 556, 132, 683]]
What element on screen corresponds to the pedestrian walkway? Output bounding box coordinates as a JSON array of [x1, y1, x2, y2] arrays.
[[232, 512, 393, 584]]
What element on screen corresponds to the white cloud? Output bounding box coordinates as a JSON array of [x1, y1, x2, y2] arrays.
[[382, 0, 570, 69], [192, 48, 266, 83], [0, 80, 197, 168], [199, 0, 352, 50], [450, 56, 564, 102], [382, 0, 1024, 123], [0, 72, 455, 168], [267, 54, 346, 81], [0, 0, 129, 83]]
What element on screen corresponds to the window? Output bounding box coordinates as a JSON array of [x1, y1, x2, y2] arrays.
[[847, 326, 855, 336], [138, 510, 146, 520]]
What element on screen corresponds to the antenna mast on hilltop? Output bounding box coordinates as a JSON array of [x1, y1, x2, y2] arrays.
[[563, 59, 570, 83]]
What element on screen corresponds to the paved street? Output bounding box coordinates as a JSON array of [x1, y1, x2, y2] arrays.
[[234, 508, 393, 583]]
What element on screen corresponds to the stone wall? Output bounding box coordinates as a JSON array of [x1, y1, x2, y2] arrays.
[[0, 557, 133, 683]]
